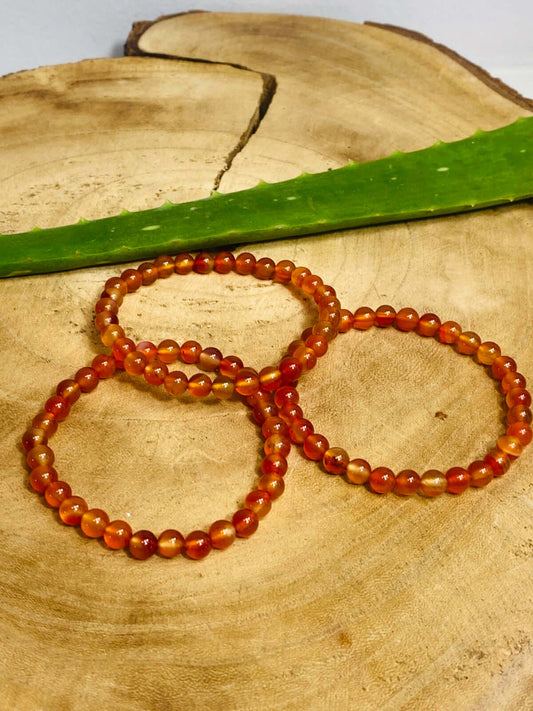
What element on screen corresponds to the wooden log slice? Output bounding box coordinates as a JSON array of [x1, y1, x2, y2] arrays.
[[1, 13, 532, 711]]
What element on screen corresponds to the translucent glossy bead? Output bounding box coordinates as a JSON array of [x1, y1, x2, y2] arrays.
[[75, 367, 99, 393], [491, 355, 517, 380], [188, 373, 212, 398], [59, 496, 88, 525], [253, 257, 276, 280], [184, 530, 212, 559], [27, 444, 55, 469], [303, 433, 330, 461], [101, 324, 125, 347], [501, 371, 526, 394], [375, 305, 396, 328], [44, 480, 72, 508], [506, 388, 532, 408], [194, 252, 214, 274], [245, 490, 272, 518], [455, 331, 481, 355], [274, 260, 295, 283], [136, 341, 155, 361], [293, 346, 317, 372], [312, 321, 337, 342], [157, 339, 180, 364], [209, 520, 236, 550], [129, 530, 158, 559], [497, 435, 523, 457], [232, 509, 259, 537], [484, 449, 510, 476], [104, 276, 128, 296], [507, 405, 532, 425], [252, 402, 277, 425], [394, 469, 420, 495], [235, 252, 256, 275], [112, 337, 136, 364], [235, 367, 260, 397], [419, 470, 447, 497], [314, 284, 337, 304], [258, 473, 285, 499], [95, 296, 119, 315], [144, 359, 169, 386], [445, 467, 470, 494], [323, 447, 349, 475], [164, 371, 188, 396], [32, 411, 58, 436], [81, 508, 110, 538], [437, 321, 462, 344], [279, 356, 303, 384], [345, 458, 371, 484], [219, 355, 244, 379], [301, 273, 323, 295], [45, 395, 70, 421], [199, 347, 223, 372], [259, 366, 283, 391], [123, 351, 148, 376], [22, 427, 48, 452], [395, 307, 419, 331], [353, 307, 375, 330], [305, 334, 328, 357], [262, 416, 289, 439], [211, 375, 235, 400], [120, 268, 142, 292], [153, 254, 175, 278], [289, 418, 314, 444], [264, 434, 291, 458], [180, 340, 202, 364], [101, 286, 124, 306], [506, 422, 533, 446], [157, 529, 185, 558], [91, 354, 116, 379], [467, 460, 493, 488], [94, 311, 118, 332], [174, 252, 194, 274], [274, 386, 299, 409], [476, 341, 501, 365], [416, 313, 441, 337], [290, 266, 311, 288], [138, 262, 158, 285], [213, 251, 236, 274], [338, 309, 354, 333], [30, 465, 58, 493], [317, 296, 341, 312], [369, 467, 396, 493], [261, 453, 288, 477], [104, 520, 132, 549], [278, 402, 303, 422], [56, 379, 80, 404]]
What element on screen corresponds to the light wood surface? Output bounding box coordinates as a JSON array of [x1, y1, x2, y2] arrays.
[[1, 12, 532, 711]]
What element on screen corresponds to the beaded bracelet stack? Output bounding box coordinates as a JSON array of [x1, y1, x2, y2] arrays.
[[22, 251, 531, 560]]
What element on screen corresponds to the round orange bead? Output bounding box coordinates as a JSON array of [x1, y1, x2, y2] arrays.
[[506, 422, 532, 446], [292, 346, 317, 372], [235, 367, 260, 397], [476, 341, 501, 365], [289, 418, 314, 444], [253, 257, 276, 280], [184, 531, 212, 560], [157, 529, 185, 558], [274, 259, 295, 283], [484, 449, 510, 477], [506, 388, 531, 409], [138, 262, 158, 285], [180, 340, 202, 364], [153, 254, 175, 278], [211, 375, 235, 400], [467, 461, 493, 488], [120, 268, 142, 291], [445, 467, 470, 494], [45, 395, 70, 421], [303, 433, 330, 461], [262, 416, 289, 439], [416, 313, 441, 337], [144, 359, 169, 386], [497, 435, 523, 457], [235, 252, 256, 275], [157, 339, 180, 364], [27, 444, 55, 469], [91, 354, 116, 379], [219, 355, 243, 379], [245, 490, 272, 518], [491, 355, 517, 380], [104, 520, 132, 549], [345, 458, 371, 484], [32, 411, 58, 436], [101, 323, 125, 347], [199, 347, 223, 372], [261, 453, 288, 477], [44, 480, 72, 508], [75, 367, 99, 393], [123, 351, 148, 376], [232, 509, 259, 537], [258, 473, 285, 499], [56, 380, 80, 406], [164, 371, 188, 396], [81, 508, 110, 538], [419, 470, 447, 497], [394, 469, 420, 495], [395, 307, 419, 332], [301, 273, 323, 295], [507, 405, 532, 425], [375, 305, 396, 328], [30, 465, 58, 493], [188, 373, 212, 398], [353, 306, 375, 330], [194, 252, 215, 274], [174, 253, 194, 274], [437, 321, 462, 344], [305, 334, 328, 356], [338, 309, 354, 332], [501, 371, 526, 394], [290, 266, 311, 288], [104, 276, 128, 296], [214, 251, 236, 274], [94, 311, 118, 332], [22, 427, 48, 452], [455, 331, 481, 355], [323, 447, 349, 475], [59, 496, 88, 525], [264, 434, 291, 458], [259, 366, 283, 391], [129, 530, 158, 560], [209, 520, 236, 550], [274, 386, 299, 408], [369, 467, 396, 494]]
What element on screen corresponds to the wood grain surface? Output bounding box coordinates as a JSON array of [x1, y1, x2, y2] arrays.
[[1, 12, 532, 711]]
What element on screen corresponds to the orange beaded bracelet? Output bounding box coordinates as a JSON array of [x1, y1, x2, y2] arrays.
[[22, 353, 289, 560], [94, 251, 341, 398], [293, 305, 531, 496]]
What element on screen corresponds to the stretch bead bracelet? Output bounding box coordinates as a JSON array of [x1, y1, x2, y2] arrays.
[[94, 251, 342, 398], [22, 354, 289, 560], [292, 305, 531, 496]]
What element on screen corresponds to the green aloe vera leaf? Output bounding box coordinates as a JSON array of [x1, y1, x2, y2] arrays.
[[1, 116, 532, 278]]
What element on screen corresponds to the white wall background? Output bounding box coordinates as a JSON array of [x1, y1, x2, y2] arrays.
[[1, 1, 532, 98]]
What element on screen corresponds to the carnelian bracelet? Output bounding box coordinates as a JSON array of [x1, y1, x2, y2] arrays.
[[22, 353, 290, 560], [292, 305, 532, 495], [94, 251, 345, 397]]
